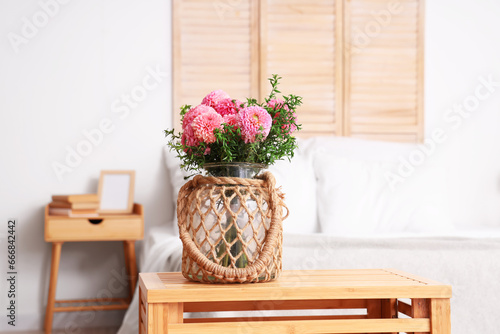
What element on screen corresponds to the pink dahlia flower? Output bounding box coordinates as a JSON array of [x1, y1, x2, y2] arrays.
[[238, 106, 272, 143], [181, 126, 199, 148], [182, 104, 217, 148], [192, 110, 223, 144], [182, 105, 214, 130], [214, 98, 242, 117], [223, 114, 240, 128], [201, 90, 230, 108]]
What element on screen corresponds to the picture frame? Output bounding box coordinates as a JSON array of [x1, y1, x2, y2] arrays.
[[98, 170, 135, 214]]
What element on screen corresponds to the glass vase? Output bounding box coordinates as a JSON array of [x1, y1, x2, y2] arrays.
[[186, 162, 278, 282]]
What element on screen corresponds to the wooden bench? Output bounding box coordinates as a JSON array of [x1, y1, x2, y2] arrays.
[[139, 269, 451, 333]]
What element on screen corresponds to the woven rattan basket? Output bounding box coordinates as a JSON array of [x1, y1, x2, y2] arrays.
[[177, 171, 286, 283]]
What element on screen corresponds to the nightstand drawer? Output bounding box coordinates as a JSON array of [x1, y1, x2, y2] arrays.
[[44, 204, 144, 242], [45, 217, 143, 242]]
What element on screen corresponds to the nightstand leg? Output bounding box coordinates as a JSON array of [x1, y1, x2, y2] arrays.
[[45, 242, 63, 334], [123, 240, 137, 301]]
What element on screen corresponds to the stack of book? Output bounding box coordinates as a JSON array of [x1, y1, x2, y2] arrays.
[[49, 194, 100, 217]]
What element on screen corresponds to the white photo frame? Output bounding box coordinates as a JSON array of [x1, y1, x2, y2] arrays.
[[98, 170, 135, 214]]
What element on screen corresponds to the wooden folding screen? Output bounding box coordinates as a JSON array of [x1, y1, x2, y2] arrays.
[[343, 0, 424, 142], [260, 0, 343, 137], [173, 0, 425, 142]]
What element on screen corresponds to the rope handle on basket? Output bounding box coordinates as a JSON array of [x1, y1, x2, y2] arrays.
[[177, 172, 285, 280]]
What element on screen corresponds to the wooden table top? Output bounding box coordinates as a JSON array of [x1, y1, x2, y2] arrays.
[[140, 269, 452, 303]]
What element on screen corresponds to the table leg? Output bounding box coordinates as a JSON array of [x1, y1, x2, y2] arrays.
[[367, 299, 382, 318], [123, 240, 137, 301], [412, 298, 430, 334], [430, 298, 451, 334], [381, 299, 398, 334], [366, 299, 382, 334], [44, 242, 63, 334], [147, 303, 183, 334]]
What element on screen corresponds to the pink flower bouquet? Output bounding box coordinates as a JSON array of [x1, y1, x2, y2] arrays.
[[165, 75, 302, 174]]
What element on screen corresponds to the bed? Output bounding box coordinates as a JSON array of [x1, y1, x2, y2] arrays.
[[118, 137, 500, 333]]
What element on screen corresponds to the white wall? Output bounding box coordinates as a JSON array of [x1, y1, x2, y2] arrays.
[[0, 0, 173, 330], [425, 0, 500, 227], [1, 0, 500, 331]]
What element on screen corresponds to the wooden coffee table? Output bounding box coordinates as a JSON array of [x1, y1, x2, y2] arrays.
[[139, 269, 451, 333]]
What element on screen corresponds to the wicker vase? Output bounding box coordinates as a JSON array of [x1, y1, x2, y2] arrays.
[[177, 163, 284, 283]]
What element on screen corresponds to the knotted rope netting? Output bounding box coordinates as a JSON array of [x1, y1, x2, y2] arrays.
[[177, 172, 287, 283]]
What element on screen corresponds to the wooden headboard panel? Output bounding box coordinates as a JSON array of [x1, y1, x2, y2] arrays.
[[173, 0, 424, 143]]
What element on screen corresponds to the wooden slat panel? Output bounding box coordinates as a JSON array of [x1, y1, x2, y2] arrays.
[[168, 318, 430, 334], [173, 0, 256, 129], [172, 0, 182, 131], [54, 297, 126, 304], [184, 314, 366, 323], [53, 303, 129, 312], [139, 286, 147, 334], [140, 302, 147, 327], [416, 0, 425, 142], [261, 0, 339, 137], [385, 268, 446, 286], [159, 281, 427, 291], [185, 299, 367, 313], [344, 0, 424, 142], [301, 131, 337, 138], [352, 133, 418, 143], [352, 124, 418, 133], [398, 300, 412, 317]]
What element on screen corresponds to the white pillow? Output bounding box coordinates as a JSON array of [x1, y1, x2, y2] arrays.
[[313, 141, 453, 235], [163, 146, 191, 200], [163, 146, 191, 234], [309, 136, 415, 162], [268, 138, 319, 234]]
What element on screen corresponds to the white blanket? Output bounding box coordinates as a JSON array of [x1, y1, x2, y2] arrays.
[[119, 227, 500, 334]]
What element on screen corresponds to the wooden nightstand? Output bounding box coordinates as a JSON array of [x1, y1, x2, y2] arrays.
[[44, 203, 144, 334]]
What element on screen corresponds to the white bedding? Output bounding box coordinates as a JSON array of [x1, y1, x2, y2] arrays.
[[118, 226, 500, 334]]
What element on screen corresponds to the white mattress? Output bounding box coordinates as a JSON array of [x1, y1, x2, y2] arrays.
[[118, 226, 500, 334]]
